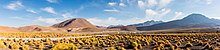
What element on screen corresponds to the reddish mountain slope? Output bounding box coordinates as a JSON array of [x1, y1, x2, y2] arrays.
[[0, 26, 19, 32], [52, 18, 97, 29], [18, 25, 66, 33]]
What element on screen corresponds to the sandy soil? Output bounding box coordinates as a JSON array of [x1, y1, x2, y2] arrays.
[[0, 35, 109, 40]]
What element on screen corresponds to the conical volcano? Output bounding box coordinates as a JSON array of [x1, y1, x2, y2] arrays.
[[52, 18, 97, 28]]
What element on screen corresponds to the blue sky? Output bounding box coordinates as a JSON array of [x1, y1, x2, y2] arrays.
[[0, 0, 220, 27]]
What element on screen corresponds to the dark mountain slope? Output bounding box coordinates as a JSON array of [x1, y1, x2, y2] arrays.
[[137, 14, 220, 31], [128, 20, 163, 27]]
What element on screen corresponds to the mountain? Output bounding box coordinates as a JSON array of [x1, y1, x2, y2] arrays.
[[0, 26, 19, 32], [106, 25, 138, 31], [52, 18, 97, 29], [145, 27, 220, 33], [107, 26, 138, 31], [128, 20, 163, 27], [18, 25, 66, 33], [8, 18, 102, 33], [107, 25, 124, 28], [6, 18, 100, 33], [96, 26, 107, 28], [51, 18, 104, 32], [137, 14, 220, 31]]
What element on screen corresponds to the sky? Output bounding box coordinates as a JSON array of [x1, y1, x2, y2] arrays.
[[0, 0, 220, 27]]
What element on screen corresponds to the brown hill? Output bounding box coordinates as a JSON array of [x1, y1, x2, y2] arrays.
[[107, 26, 138, 31], [18, 25, 67, 33], [52, 18, 97, 29], [14, 18, 104, 33], [0, 26, 19, 32]]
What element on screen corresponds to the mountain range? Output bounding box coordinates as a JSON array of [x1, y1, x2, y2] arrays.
[[128, 20, 163, 27], [0, 13, 220, 33], [137, 14, 220, 31]]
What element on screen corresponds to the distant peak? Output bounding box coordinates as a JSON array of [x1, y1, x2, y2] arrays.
[[149, 20, 155, 21], [144, 20, 163, 23], [182, 14, 208, 20], [68, 18, 85, 20], [52, 18, 96, 28], [189, 13, 205, 16]]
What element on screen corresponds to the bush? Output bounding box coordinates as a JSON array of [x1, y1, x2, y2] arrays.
[[203, 43, 212, 49], [133, 47, 138, 50], [138, 44, 142, 49], [107, 47, 115, 50], [213, 47, 219, 50], [21, 45, 29, 50], [131, 42, 138, 47], [51, 43, 78, 50], [185, 41, 193, 47], [0, 41, 6, 48], [38, 43, 44, 50], [10, 43, 20, 50]]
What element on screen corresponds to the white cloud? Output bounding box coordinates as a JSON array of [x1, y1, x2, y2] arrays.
[[160, 8, 171, 17], [172, 12, 184, 20], [61, 12, 73, 19], [104, 9, 120, 13], [147, 0, 158, 7], [74, 5, 85, 14], [36, 17, 60, 24], [174, 12, 183, 18], [26, 9, 37, 14], [159, 0, 172, 8], [11, 16, 25, 20], [210, 16, 220, 19], [145, 8, 171, 19], [87, 17, 149, 26], [108, 2, 117, 6], [119, 3, 126, 7], [145, 9, 158, 17], [47, 0, 58, 3], [87, 17, 120, 26], [6, 1, 23, 10], [136, 0, 173, 9], [96, 0, 174, 26], [206, 0, 212, 4], [138, 0, 145, 8], [41, 7, 57, 14]]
